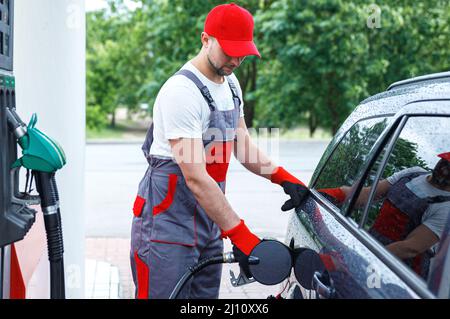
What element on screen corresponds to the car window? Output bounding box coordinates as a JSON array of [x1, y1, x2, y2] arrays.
[[313, 117, 390, 209], [427, 213, 450, 298], [348, 116, 450, 284]]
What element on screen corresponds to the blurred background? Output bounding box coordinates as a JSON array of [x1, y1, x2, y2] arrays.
[[83, 0, 450, 299], [86, 0, 450, 139], [4, 0, 448, 301]]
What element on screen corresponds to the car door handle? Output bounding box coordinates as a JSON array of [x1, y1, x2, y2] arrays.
[[312, 271, 335, 299]]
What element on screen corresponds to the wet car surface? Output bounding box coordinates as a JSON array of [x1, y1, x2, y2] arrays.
[[282, 72, 450, 299]]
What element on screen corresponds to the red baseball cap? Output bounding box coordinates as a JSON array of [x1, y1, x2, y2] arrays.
[[204, 3, 261, 58], [438, 152, 450, 162]]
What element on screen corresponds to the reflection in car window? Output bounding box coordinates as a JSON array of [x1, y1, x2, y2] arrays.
[[427, 213, 450, 298], [349, 116, 450, 282], [313, 117, 390, 208]]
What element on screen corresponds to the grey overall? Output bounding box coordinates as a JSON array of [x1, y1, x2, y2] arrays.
[[130, 69, 241, 299], [370, 171, 450, 278]]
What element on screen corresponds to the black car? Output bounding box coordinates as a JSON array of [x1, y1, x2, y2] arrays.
[[282, 71, 450, 299]]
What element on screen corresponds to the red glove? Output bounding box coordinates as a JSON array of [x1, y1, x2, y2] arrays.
[[270, 166, 306, 186], [318, 188, 346, 204], [271, 167, 309, 211], [221, 220, 260, 278], [221, 219, 260, 255]]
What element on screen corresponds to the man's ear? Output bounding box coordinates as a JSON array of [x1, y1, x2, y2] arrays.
[[201, 32, 211, 48], [203, 33, 217, 50]]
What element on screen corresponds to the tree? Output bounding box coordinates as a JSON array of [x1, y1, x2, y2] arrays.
[[254, 0, 450, 134], [135, 0, 269, 127], [86, 0, 450, 134], [86, 8, 126, 128]]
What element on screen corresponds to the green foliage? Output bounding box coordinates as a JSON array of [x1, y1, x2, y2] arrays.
[[312, 115, 429, 225], [315, 117, 390, 190], [86, 0, 450, 134], [86, 104, 108, 130], [255, 0, 450, 134]]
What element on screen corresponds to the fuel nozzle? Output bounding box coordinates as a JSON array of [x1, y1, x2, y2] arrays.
[[223, 251, 235, 263], [5, 110, 66, 173], [226, 251, 260, 287], [223, 251, 260, 265], [5, 107, 27, 140]]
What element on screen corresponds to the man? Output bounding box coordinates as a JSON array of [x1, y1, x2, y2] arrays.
[[130, 3, 308, 299], [320, 153, 450, 278]]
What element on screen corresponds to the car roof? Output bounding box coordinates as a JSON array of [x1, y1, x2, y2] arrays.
[[339, 71, 450, 135]]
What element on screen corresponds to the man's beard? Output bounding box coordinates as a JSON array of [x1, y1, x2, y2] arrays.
[[207, 55, 232, 76]]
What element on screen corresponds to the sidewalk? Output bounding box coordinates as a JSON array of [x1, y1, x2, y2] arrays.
[[85, 237, 282, 299]]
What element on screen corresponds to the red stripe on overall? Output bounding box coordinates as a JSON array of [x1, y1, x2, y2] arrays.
[[205, 141, 234, 183]]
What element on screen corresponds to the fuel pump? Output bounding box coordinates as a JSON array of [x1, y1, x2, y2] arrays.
[[0, 0, 67, 299], [5, 108, 67, 298]]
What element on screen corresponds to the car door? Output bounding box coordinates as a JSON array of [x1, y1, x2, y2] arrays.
[[427, 212, 450, 298], [285, 100, 450, 299], [345, 103, 450, 298], [285, 115, 418, 298]]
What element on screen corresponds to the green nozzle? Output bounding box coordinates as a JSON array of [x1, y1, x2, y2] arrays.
[[12, 113, 67, 173]]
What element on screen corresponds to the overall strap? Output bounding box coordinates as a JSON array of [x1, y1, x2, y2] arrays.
[[404, 171, 430, 181], [427, 195, 450, 204], [175, 69, 217, 111], [141, 122, 154, 158], [386, 171, 430, 226], [392, 171, 450, 204], [142, 69, 241, 158], [387, 171, 428, 195], [226, 76, 242, 108]]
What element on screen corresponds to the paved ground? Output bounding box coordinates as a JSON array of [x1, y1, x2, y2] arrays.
[[85, 237, 285, 299], [84, 140, 329, 299]]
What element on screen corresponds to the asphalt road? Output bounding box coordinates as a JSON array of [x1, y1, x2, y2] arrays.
[[85, 140, 329, 240]]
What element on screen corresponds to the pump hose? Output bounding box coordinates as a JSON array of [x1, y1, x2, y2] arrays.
[[169, 254, 232, 299], [34, 171, 65, 299]]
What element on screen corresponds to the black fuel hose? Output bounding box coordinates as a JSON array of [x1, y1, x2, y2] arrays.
[[169, 253, 235, 299], [169, 252, 262, 299], [34, 171, 65, 299]]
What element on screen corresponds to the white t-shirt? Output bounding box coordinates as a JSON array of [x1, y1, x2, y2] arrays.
[[387, 167, 450, 240], [149, 61, 244, 158]]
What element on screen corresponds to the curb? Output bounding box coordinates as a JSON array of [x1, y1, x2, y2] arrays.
[[86, 139, 145, 145], [86, 138, 331, 145]]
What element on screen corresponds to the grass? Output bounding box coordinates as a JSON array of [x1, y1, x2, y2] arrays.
[[86, 126, 127, 140], [86, 119, 149, 140], [86, 122, 332, 141], [249, 127, 332, 140], [276, 127, 332, 140]]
